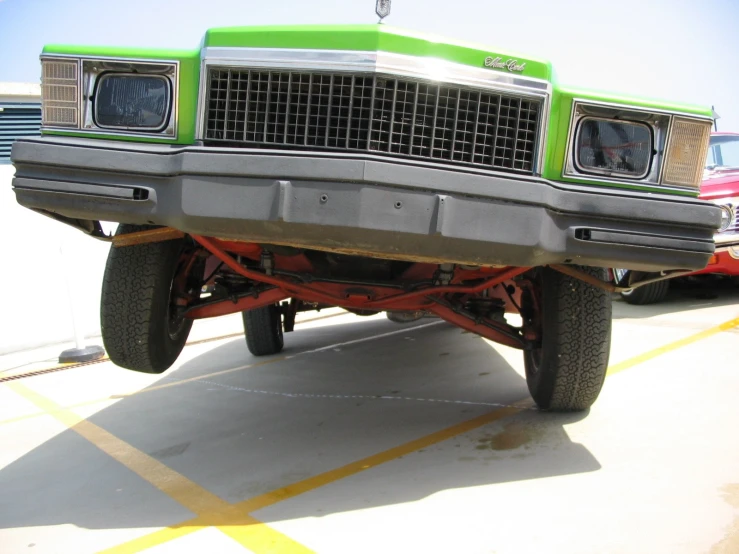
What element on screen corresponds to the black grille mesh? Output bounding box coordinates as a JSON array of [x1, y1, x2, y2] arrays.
[[204, 68, 542, 173]]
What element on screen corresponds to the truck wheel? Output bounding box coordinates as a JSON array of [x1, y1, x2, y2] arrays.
[[620, 279, 670, 305], [522, 266, 612, 411], [101, 224, 195, 373], [243, 304, 284, 356]]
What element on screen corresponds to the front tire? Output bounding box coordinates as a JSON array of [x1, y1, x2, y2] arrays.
[[523, 266, 612, 411], [101, 224, 195, 373], [243, 304, 284, 356]]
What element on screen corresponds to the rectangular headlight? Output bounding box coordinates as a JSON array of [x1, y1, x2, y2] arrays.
[[94, 74, 171, 131], [575, 117, 652, 178], [662, 117, 711, 189], [41, 59, 79, 128]]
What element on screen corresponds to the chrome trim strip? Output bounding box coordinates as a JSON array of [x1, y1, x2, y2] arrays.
[[40, 54, 180, 141], [714, 233, 739, 246], [195, 52, 209, 144], [564, 97, 714, 122], [657, 114, 675, 184], [197, 47, 552, 175], [535, 90, 551, 177], [202, 47, 551, 90]]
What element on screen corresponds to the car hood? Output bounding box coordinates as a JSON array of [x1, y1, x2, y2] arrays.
[[701, 169, 739, 200]]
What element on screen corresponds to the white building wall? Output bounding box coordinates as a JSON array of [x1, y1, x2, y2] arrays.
[[0, 164, 114, 354]]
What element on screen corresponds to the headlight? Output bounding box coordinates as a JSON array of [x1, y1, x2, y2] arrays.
[[39, 55, 177, 138], [95, 74, 170, 130], [575, 117, 652, 178], [662, 117, 712, 189], [41, 59, 80, 128], [713, 198, 738, 234], [719, 204, 734, 232], [564, 100, 713, 192]]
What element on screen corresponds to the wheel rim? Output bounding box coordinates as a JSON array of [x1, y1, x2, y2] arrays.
[[276, 307, 284, 344], [521, 270, 544, 374], [167, 303, 187, 340], [528, 344, 543, 374], [167, 247, 199, 341]]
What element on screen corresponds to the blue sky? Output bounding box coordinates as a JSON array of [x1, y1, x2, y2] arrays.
[[1, 0, 738, 129]]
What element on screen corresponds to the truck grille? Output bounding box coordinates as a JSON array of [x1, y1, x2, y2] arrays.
[[204, 68, 542, 174], [726, 203, 739, 234]]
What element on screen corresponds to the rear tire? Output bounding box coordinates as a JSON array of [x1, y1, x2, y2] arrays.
[[243, 304, 284, 356], [523, 266, 612, 411], [620, 279, 670, 305], [101, 224, 194, 373]]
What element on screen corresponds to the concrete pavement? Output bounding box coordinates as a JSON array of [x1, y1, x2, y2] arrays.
[[1, 281, 738, 554]]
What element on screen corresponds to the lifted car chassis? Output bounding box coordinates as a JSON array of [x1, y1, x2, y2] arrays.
[[164, 231, 534, 350], [106, 225, 673, 350]]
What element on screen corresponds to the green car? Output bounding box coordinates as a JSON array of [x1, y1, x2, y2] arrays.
[[10, 23, 721, 412]]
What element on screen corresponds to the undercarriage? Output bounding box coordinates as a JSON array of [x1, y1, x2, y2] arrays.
[[100, 224, 614, 411]]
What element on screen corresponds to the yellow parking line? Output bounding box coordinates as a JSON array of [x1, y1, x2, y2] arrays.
[[101, 403, 526, 553], [101, 314, 739, 553], [236, 403, 527, 512], [606, 316, 739, 376], [5, 381, 315, 554]]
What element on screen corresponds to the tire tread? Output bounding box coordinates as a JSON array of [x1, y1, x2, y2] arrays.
[[526, 266, 612, 411], [100, 224, 191, 373], [243, 304, 284, 356]]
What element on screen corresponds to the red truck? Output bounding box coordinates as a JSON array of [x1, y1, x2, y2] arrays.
[[616, 132, 739, 304]]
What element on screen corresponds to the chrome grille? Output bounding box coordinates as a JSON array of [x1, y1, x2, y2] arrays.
[[204, 68, 542, 173], [728, 203, 739, 234]]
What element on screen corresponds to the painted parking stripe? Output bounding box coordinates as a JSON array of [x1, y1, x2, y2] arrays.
[[5, 380, 315, 554], [99, 314, 739, 553], [605, 316, 739, 376], [100, 403, 528, 554]]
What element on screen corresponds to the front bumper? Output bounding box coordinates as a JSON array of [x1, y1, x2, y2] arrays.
[[11, 137, 722, 272]]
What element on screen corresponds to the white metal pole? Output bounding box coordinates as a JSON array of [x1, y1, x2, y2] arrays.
[[56, 235, 105, 363], [60, 241, 85, 349]]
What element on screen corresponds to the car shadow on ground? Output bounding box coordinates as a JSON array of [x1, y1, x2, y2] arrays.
[[0, 316, 601, 534], [612, 277, 739, 319]]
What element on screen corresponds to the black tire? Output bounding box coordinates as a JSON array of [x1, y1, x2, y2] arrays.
[[243, 304, 284, 356], [620, 279, 670, 305], [101, 224, 194, 373], [523, 266, 612, 411]]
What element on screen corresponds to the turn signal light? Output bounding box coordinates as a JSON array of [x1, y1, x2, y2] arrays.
[[41, 60, 79, 128]]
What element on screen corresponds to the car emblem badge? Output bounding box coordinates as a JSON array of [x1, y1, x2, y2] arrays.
[[484, 56, 526, 73], [376, 0, 391, 22]]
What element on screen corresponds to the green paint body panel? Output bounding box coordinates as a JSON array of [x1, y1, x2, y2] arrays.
[[41, 44, 201, 144], [205, 24, 553, 80], [39, 24, 713, 197]]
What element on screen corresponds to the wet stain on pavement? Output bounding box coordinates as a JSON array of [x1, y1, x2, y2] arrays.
[[721, 484, 739, 508], [149, 441, 190, 460], [475, 421, 537, 451], [709, 484, 739, 554]]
